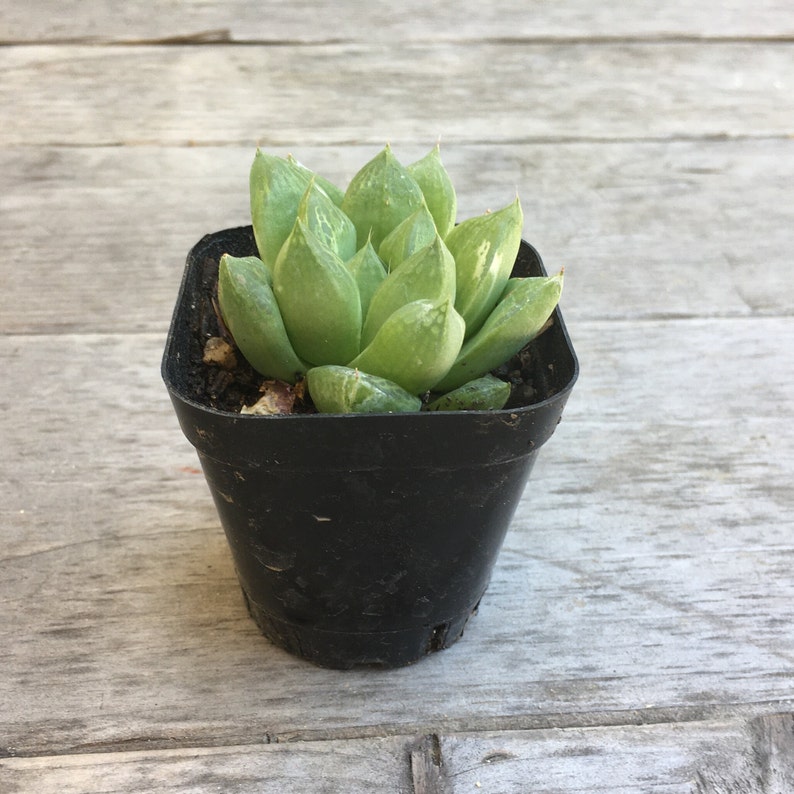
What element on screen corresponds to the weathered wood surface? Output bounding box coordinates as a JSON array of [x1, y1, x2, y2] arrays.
[[3, 0, 794, 43], [2, 319, 792, 753], [431, 715, 794, 792], [2, 717, 791, 793], [4, 717, 791, 793], [2, 42, 792, 147], [2, 0, 793, 790], [1, 737, 414, 794]]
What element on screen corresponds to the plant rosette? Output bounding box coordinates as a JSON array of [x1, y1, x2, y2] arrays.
[[162, 146, 578, 669]]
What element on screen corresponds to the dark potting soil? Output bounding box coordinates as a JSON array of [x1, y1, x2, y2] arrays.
[[183, 243, 549, 415]]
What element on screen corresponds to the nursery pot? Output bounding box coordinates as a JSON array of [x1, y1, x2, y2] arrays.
[[162, 226, 578, 669]]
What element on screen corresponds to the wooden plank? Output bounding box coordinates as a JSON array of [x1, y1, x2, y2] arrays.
[[3, 716, 792, 793], [696, 714, 794, 793], [431, 716, 794, 792], [1, 4, 791, 787], [1, 138, 793, 334], [437, 723, 731, 792], [3, 0, 794, 43], [1, 318, 793, 754], [1, 42, 792, 148], [0, 737, 414, 793]]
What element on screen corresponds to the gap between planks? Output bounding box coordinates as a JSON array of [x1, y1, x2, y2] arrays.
[[3, 132, 793, 151], [5, 34, 794, 47]]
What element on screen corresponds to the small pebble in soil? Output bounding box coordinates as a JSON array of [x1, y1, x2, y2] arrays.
[[202, 337, 238, 370]]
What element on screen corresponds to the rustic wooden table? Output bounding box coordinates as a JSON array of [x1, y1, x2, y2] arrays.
[[2, 2, 793, 791]]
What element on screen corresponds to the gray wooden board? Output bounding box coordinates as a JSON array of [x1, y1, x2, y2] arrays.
[[5, 717, 794, 793], [3, 0, 794, 43], [2, 2, 793, 789], [0, 736, 414, 793], [1, 317, 792, 755], [1, 138, 792, 334], [433, 715, 794, 792], [1, 42, 792, 147], [3, 716, 792, 793]]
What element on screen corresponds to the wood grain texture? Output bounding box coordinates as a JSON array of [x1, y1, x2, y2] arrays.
[[1, 42, 792, 148], [1, 318, 792, 756], [434, 716, 794, 793], [437, 721, 741, 792], [696, 714, 794, 793], [0, 737, 414, 793], [3, 1, 794, 43], [411, 735, 450, 794], [2, 1, 793, 789], [1, 138, 792, 334], [3, 716, 792, 793], [4, 717, 791, 793]]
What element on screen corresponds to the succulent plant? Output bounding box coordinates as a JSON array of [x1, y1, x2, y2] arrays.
[[217, 144, 563, 414]]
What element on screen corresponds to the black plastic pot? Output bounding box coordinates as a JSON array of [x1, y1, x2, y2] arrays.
[[162, 226, 578, 669]]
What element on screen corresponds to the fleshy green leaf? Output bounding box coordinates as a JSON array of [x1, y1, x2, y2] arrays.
[[499, 277, 524, 300], [232, 145, 564, 415], [377, 203, 438, 272], [287, 154, 345, 206], [217, 254, 307, 383], [407, 144, 457, 239], [362, 235, 456, 347], [273, 221, 362, 365], [341, 144, 425, 250], [345, 240, 387, 318], [445, 197, 523, 338], [426, 374, 511, 412], [433, 270, 563, 393], [307, 365, 422, 414], [249, 150, 312, 269], [297, 178, 357, 262], [349, 299, 465, 395]]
